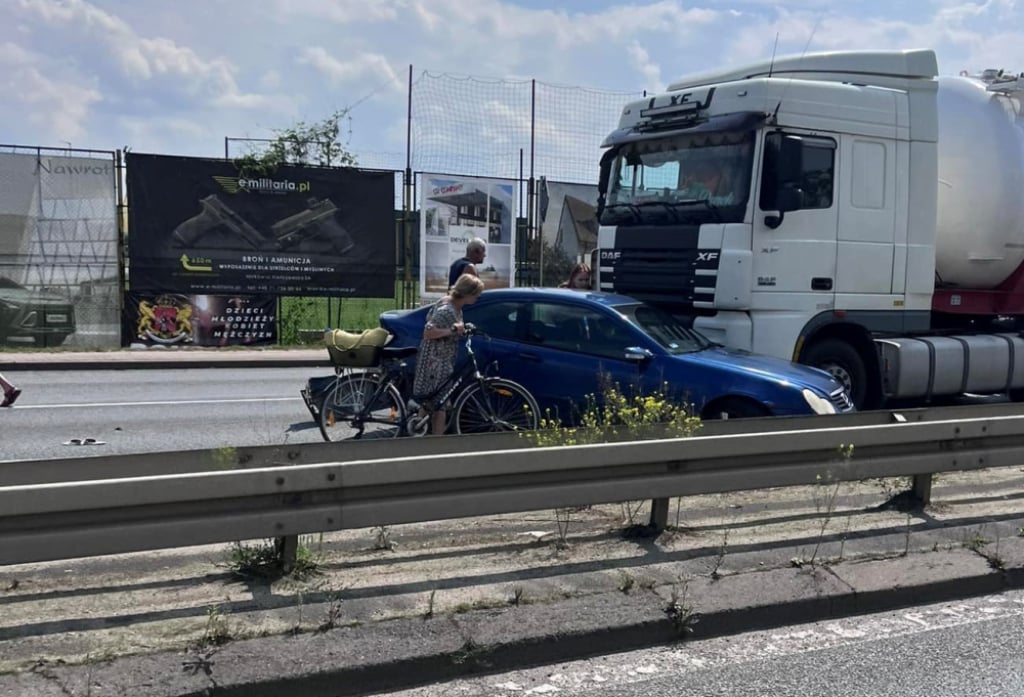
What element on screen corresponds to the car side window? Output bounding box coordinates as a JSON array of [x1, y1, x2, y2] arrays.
[[463, 301, 521, 341], [526, 303, 632, 359]]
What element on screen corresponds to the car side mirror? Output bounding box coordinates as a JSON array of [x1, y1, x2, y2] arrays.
[[624, 346, 653, 362]]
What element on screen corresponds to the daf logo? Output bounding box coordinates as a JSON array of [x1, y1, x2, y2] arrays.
[[601, 250, 621, 261], [696, 252, 719, 262]]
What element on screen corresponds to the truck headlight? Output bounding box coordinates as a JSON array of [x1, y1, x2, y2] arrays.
[[802, 388, 837, 415]]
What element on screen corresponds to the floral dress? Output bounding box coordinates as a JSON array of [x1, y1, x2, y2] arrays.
[[413, 298, 461, 402]]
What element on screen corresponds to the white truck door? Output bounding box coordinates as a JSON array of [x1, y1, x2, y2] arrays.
[[751, 131, 839, 309]]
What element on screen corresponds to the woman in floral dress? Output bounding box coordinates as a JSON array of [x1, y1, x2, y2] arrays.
[[413, 273, 485, 434]]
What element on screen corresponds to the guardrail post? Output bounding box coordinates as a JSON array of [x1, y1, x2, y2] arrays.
[[649, 497, 670, 531], [911, 474, 933, 506], [275, 535, 298, 573]]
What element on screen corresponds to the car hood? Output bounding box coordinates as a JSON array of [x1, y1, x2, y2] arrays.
[[683, 345, 840, 393]]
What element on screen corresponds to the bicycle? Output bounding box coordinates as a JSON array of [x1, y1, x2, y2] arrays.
[[317, 324, 540, 442]]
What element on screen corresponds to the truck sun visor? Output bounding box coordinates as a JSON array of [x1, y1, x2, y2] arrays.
[[601, 111, 767, 148]]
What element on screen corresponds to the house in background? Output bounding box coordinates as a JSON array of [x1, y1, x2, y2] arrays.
[[537, 178, 599, 261], [556, 195, 598, 261]]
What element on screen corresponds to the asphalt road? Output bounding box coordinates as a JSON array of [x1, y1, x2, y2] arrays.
[[0, 366, 327, 461], [387, 590, 1024, 697]]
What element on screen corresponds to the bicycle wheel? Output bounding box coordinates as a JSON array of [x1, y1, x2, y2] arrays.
[[451, 378, 540, 435], [319, 373, 406, 442]]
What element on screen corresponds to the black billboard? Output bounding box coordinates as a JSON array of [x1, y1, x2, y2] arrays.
[[126, 153, 395, 297]]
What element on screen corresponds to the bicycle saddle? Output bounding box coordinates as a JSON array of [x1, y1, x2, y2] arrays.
[[382, 346, 417, 360]]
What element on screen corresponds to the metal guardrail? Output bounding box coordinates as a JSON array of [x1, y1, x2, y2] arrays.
[[3, 407, 1024, 568], [3, 401, 1017, 486]]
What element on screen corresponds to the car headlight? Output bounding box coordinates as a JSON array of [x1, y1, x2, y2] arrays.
[[802, 388, 837, 415]]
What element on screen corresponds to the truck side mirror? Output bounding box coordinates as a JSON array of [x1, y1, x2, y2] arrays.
[[597, 148, 616, 218], [762, 133, 805, 229], [777, 135, 804, 184], [776, 186, 802, 212]]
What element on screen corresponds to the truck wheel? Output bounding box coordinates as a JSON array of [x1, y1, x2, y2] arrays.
[[803, 339, 868, 410]]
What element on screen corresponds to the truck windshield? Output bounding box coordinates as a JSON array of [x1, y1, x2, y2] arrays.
[[603, 130, 754, 226]]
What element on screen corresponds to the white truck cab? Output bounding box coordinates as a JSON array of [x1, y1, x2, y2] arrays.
[[596, 49, 1024, 409]]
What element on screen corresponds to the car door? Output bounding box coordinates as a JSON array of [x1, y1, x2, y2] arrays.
[[512, 300, 655, 423], [461, 298, 527, 377]]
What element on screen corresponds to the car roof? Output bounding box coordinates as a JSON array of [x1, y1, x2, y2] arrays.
[[477, 287, 638, 307]]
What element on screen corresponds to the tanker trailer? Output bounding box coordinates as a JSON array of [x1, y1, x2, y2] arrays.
[[879, 68, 1024, 405]]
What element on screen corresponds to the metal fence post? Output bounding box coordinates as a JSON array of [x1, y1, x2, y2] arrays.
[[275, 535, 299, 573], [649, 497, 670, 531], [911, 474, 933, 506]]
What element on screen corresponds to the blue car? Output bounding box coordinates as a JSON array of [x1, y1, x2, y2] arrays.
[[380, 288, 853, 421]]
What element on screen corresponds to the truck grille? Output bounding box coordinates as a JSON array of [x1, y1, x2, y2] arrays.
[[604, 247, 718, 307]]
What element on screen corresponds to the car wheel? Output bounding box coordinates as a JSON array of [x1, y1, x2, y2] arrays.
[[703, 397, 770, 420], [802, 339, 868, 410]]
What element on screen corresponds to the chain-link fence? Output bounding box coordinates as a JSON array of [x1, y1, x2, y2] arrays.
[[409, 73, 640, 291], [0, 74, 639, 349], [0, 145, 121, 349]]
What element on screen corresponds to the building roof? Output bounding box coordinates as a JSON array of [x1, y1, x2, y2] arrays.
[[562, 195, 598, 248], [427, 189, 508, 211]]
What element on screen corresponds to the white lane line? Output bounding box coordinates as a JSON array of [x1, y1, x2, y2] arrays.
[[11, 397, 303, 409]]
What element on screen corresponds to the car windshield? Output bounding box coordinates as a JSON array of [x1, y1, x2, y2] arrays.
[[612, 302, 714, 354], [602, 130, 754, 226]]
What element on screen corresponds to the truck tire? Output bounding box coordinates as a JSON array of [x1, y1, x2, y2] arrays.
[[802, 339, 868, 410]]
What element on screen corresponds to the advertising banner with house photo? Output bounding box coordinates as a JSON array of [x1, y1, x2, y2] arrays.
[[419, 174, 517, 298], [537, 178, 600, 285]]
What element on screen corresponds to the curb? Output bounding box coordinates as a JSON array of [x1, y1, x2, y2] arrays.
[[3, 353, 331, 371], [5, 545, 1022, 697]]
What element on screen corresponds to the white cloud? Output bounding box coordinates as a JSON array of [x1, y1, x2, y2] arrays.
[[298, 47, 403, 91], [627, 41, 663, 93], [15, 0, 255, 105], [0, 41, 100, 142], [281, 0, 405, 24]]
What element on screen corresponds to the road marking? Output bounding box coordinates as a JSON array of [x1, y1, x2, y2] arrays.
[[12, 397, 303, 409], [418, 591, 1024, 697]]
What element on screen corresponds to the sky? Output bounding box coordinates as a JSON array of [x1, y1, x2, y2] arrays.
[[3, 0, 1023, 184]]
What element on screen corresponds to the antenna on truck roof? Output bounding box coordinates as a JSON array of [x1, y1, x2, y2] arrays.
[[768, 33, 779, 78], [770, 14, 823, 123]]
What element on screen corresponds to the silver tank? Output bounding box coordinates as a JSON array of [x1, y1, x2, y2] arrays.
[[936, 74, 1024, 289]]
